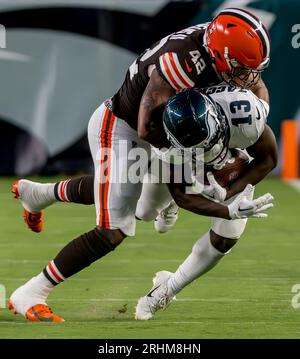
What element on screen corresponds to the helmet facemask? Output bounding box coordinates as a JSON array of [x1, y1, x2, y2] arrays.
[[221, 47, 270, 89]]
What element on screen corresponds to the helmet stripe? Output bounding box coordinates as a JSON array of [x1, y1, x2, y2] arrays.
[[219, 8, 270, 59]]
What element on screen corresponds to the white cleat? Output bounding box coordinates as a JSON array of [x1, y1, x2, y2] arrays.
[[154, 200, 179, 234], [13, 179, 55, 213], [135, 271, 176, 320]]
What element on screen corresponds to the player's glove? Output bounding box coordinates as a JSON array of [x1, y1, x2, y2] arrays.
[[202, 172, 227, 202], [228, 184, 274, 219]]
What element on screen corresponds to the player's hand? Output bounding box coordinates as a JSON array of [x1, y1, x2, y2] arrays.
[[228, 184, 274, 219], [202, 172, 227, 202]]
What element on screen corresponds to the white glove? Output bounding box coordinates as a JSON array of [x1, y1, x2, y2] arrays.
[[228, 184, 274, 219], [202, 172, 227, 202]]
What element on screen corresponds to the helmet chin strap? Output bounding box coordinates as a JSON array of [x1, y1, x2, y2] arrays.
[[223, 47, 233, 72]]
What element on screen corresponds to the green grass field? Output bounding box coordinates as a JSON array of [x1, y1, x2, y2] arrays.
[[0, 177, 299, 338]]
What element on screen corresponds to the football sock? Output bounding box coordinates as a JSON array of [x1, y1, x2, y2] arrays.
[[10, 272, 54, 316], [168, 232, 227, 294], [54, 175, 94, 204], [43, 227, 116, 285], [18, 180, 56, 213]]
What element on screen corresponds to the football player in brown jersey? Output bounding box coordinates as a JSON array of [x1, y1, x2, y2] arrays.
[[10, 8, 273, 321]]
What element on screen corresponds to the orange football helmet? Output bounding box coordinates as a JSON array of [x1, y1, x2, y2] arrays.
[[204, 7, 271, 88]]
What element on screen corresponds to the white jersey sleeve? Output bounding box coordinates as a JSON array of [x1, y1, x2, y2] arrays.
[[205, 86, 268, 149]]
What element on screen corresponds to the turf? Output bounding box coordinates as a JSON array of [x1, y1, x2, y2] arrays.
[[0, 177, 299, 339]]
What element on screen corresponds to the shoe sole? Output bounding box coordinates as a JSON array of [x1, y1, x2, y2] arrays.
[[12, 180, 20, 199], [8, 300, 17, 315], [9, 299, 65, 322], [12, 180, 44, 233]]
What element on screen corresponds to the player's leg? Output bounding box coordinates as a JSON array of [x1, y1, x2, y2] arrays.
[[136, 156, 178, 233], [13, 175, 94, 211], [10, 103, 150, 321], [9, 104, 119, 321], [13, 175, 95, 232], [154, 200, 179, 233], [135, 189, 254, 320], [136, 173, 174, 220], [9, 226, 124, 321]]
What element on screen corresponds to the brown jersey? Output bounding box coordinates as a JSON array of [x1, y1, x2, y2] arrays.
[[111, 22, 222, 130]]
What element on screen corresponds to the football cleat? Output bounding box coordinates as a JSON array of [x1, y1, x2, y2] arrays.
[[135, 271, 176, 320], [22, 210, 44, 233], [9, 301, 65, 322], [12, 180, 46, 233], [154, 200, 179, 233]]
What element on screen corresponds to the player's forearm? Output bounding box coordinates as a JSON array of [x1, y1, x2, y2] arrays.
[[138, 69, 174, 146], [226, 126, 278, 199], [226, 156, 276, 199], [137, 98, 158, 143], [169, 185, 230, 219]]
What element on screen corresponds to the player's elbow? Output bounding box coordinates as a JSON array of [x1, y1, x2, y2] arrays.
[[266, 147, 278, 172], [269, 152, 278, 170], [259, 152, 278, 175]]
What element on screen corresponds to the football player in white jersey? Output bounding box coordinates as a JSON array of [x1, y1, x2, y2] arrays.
[[9, 8, 273, 322], [136, 84, 272, 231], [135, 86, 277, 320]]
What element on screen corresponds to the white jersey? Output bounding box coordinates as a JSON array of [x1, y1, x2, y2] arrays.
[[202, 85, 269, 149]]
